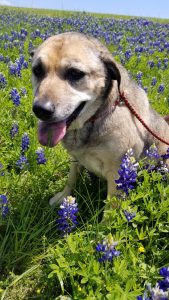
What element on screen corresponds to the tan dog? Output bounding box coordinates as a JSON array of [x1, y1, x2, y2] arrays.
[[31, 32, 169, 206]]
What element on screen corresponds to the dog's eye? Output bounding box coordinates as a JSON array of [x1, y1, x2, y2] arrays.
[[65, 68, 85, 82], [32, 63, 45, 78]]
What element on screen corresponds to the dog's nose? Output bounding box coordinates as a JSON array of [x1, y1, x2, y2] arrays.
[[32, 101, 55, 121]]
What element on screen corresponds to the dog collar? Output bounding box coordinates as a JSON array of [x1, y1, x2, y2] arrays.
[[86, 96, 122, 124]]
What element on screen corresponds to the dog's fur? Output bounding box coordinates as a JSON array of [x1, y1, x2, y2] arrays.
[[31, 32, 169, 206]]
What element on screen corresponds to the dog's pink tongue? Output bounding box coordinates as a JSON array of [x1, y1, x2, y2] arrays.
[[38, 121, 67, 147]]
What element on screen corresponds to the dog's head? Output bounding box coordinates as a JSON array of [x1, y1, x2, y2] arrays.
[[31, 32, 121, 147]]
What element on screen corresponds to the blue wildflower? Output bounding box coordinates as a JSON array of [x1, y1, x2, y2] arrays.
[[0, 73, 7, 88], [96, 234, 120, 263], [151, 77, 157, 86], [160, 267, 169, 278], [136, 71, 143, 80], [161, 148, 169, 160], [21, 87, 27, 95], [115, 149, 139, 196], [138, 267, 169, 299], [0, 164, 4, 176], [57, 196, 78, 236], [9, 62, 21, 77], [148, 60, 155, 68], [21, 133, 30, 153], [143, 86, 148, 94], [10, 88, 21, 106], [145, 144, 160, 159], [123, 210, 136, 221], [0, 54, 4, 61], [125, 50, 132, 60], [16, 155, 29, 169], [10, 123, 19, 138], [0, 195, 9, 218], [158, 84, 165, 93], [35, 147, 47, 164], [158, 266, 169, 292]]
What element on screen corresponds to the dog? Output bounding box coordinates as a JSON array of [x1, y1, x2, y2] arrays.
[[31, 32, 169, 206]]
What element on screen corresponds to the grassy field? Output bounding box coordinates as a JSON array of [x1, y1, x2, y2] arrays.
[[0, 6, 169, 300]]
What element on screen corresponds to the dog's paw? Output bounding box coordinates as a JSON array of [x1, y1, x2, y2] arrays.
[[49, 189, 70, 207]]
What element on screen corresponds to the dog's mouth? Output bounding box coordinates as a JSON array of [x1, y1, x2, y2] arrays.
[[38, 101, 87, 147]]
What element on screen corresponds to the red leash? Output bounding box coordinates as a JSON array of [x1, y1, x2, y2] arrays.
[[120, 92, 169, 146]]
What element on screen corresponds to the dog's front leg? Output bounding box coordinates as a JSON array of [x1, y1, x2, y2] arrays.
[[49, 160, 81, 206]]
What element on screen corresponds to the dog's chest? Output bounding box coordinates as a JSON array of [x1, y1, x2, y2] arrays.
[[63, 128, 114, 177]]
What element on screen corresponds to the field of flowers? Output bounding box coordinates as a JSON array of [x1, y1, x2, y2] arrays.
[[0, 7, 169, 300]]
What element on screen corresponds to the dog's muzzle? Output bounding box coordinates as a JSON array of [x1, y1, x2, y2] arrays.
[[32, 101, 55, 121]]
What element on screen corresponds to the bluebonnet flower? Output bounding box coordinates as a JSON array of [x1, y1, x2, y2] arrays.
[[138, 267, 169, 300], [0, 195, 9, 218], [35, 147, 47, 164], [21, 87, 27, 95], [0, 73, 7, 88], [145, 144, 160, 159], [22, 61, 28, 68], [147, 60, 155, 68], [9, 62, 21, 77], [16, 155, 29, 169], [10, 123, 19, 138], [161, 148, 169, 160], [21, 133, 30, 152], [0, 54, 4, 61], [123, 209, 136, 221], [57, 196, 78, 236], [158, 84, 165, 93], [96, 234, 120, 262], [144, 86, 148, 94], [158, 266, 169, 292], [136, 71, 143, 80], [125, 50, 132, 60], [151, 77, 157, 86], [115, 149, 139, 196], [10, 88, 21, 106], [160, 267, 169, 278], [0, 164, 4, 176], [157, 61, 162, 69]]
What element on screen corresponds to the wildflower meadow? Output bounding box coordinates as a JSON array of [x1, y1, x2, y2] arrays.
[[0, 7, 169, 300]]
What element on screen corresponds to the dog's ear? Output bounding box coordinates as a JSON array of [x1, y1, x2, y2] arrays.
[[102, 58, 121, 91]]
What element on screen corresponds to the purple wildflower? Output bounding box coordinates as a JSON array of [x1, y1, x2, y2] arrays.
[[148, 60, 155, 68], [0, 195, 9, 218], [151, 77, 157, 86], [160, 267, 169, 278], [0, 164, 4, 176], [21, 133, 30, 153], [16, 155, 29, 169], [9, 62, 21, 77], [158, 84, 165, 94], [123, 210, 136, 221], [136, 71, 143, 80], [115, 149, 139, 196], [96, 234, 120, 263], [158, 267, 169, 292], [57, 196, 78, 236], [145, 144, 160, 159], [0, 73, 7, 88], [35, 147, 47, 164], [161, 148, 169, 160], [138, 267, 169, 300], [20, 87, 27, 95], [10, 88, 21, 106], [10, 123, 19, 138], [125, 50, 132, 60]]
